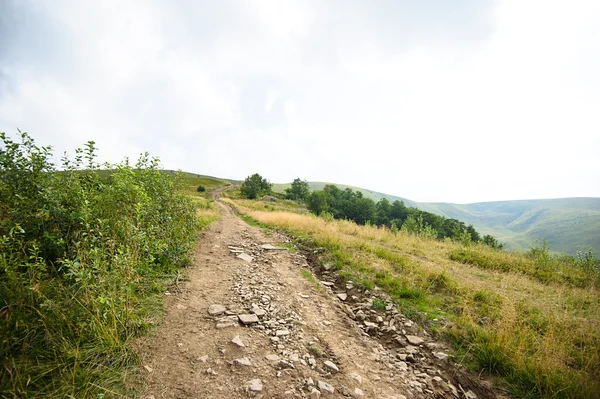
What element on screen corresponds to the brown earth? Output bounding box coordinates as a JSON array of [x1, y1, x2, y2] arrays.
[[138, 201, 503, 399]]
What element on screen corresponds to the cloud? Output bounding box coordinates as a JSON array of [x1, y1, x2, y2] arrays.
[[1, 0, 599, 203]]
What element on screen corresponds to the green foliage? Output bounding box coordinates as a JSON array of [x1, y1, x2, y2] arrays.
[[303, 184, 495, 244], [196, 185, 206, 192], [372, 297, 386, 310], [0, 131, 200, 397], [284, 178, 310, 201], [482, 234, 504, 250], [240, 173, 271, 199]]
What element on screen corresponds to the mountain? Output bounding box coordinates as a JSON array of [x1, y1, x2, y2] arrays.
[[271, 182, 600, 255]]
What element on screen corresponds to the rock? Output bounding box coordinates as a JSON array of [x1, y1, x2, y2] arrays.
[[231, 335, 245, 347], [352, 373, 362, 384], [197, 355, 209, 362], [250, 307, 266, 317], [355, 310, 366, 321], [238, 314, 259, 324], [143, 365, 153, 373], [246, 379, 263, 392], [236, 253, 253, 262], [406, 335, 425, 345], [320, 281, 335, 287], [216, 322, 237, 329], [275, 329, 290, 336], [465, 390, 478, 399], [337, 293, 348, 301], [208, 304, 227, 316], [309, 388, 321, 399], [234, 357, 252, 366], [318, 381, 335, 394], [364, 321, 377, 328], [323, 360, 339, 373], [261, 244, 286, 250], [265, 354, 280, 362], [433, 351, 448, 360], [354, 387, 364, 397]]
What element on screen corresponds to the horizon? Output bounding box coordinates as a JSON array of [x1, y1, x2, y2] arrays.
[[1, 1, 599, 203]]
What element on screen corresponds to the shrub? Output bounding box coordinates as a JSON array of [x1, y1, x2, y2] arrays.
[[240, 173, 271, 199], [197, 185, 206, 192], [0, 131, 200, 397]]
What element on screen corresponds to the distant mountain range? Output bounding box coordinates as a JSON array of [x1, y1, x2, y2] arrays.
[[272, 182, 600, 255]]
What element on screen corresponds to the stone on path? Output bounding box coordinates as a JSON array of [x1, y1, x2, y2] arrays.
[[309, 388, 321, 399], [238, 314, 259, 324], [275, 328, 290, 336], [323, 360, 339, 373], [354, 387, 364, 397], [433, 351, 448, 360], [231, 335, 245, 347], [320, 281, 334, 287], [337, 293, 347, 301], [261, 243, 286, 250], [246, 379, 263, 392], [318, 380, 335, 394], [236, 252, 253, 262], [250, 307, 266, 317], [234, 357, 252, 366], [208, 304, 226, 316], [405, 335, 425, 345], [216, 321, 237, 329]]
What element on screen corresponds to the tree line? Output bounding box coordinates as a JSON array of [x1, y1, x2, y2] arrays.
[[240, 175, 502, 248]]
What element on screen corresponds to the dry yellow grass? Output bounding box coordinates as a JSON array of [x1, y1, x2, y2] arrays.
[[224, 198, 600, 398]]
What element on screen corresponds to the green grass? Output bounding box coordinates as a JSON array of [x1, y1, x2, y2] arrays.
[[272, 180, 600, 255], [228, 197, 600, 398]]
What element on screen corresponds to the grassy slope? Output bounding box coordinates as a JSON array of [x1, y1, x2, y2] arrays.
[[224, 195, 600, 398], [272, 182, 600, 254]]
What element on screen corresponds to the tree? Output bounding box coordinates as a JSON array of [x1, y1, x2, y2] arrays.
[[308, 190, 329, 215], [240, 173, 271, 199], [284, 178, 310, 201], [376, 198, 391, 226], [483, 234, 503, 250]]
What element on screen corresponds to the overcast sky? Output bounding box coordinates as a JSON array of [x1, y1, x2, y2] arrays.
[[1, 0, 599, 203]]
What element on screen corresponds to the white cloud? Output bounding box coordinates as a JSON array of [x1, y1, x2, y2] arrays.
[[1, 0, 599, 203]]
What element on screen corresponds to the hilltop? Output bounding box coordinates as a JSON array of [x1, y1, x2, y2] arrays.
[[272, 182, 600, 255]]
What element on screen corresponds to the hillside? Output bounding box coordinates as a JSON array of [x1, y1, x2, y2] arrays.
[[272, 182, 600, 254]]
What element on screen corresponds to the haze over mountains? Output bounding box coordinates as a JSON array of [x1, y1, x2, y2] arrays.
[[272, 182, 600, 255]]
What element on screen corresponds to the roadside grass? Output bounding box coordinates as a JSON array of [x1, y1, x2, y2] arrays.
[[0, 133, 222, 398], [301, 269, 322, 290], [225, 198, 600, 398]]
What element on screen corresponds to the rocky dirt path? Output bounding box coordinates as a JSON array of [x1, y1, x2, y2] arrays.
[[139, 201, 498, 399]]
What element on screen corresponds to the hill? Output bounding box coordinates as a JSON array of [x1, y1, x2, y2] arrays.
[[272, 182, 600, 254]]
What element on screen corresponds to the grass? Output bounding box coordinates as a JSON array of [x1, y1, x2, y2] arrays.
[[225, 197, 600, 398], [301, 269, 322, 290]]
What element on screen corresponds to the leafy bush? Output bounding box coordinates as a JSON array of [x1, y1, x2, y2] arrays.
[[284, 178, 310, 201], [197, 184, 206, 192], [0, 131, 200, 397], [240, 173, 271, 199]]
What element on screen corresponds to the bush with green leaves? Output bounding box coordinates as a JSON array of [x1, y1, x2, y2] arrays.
[[284, 178, 310, 201], [240, 173, 271, 199], [0, 131, 200, 397]]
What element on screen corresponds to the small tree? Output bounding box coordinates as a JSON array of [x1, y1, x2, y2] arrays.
[[240, 173, 271, 199], [284, 178, 310, 202], [196, 185, 206, 192]]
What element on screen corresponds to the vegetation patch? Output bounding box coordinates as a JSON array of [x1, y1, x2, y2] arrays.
[[0, 132, 210, 398], [227, 195, 600, 398]]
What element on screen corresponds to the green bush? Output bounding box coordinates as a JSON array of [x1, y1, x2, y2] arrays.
[[196, 184, 206, 192], [0, 131, 200, 397]]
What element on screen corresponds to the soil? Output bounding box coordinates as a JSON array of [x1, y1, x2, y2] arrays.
[[138, 200, 503, 399]]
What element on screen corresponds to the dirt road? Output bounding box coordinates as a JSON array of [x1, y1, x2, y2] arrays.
[[139, 201, 497, 398]]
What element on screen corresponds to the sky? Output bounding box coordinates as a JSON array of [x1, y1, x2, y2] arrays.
[[1, 0, 599, 204]]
